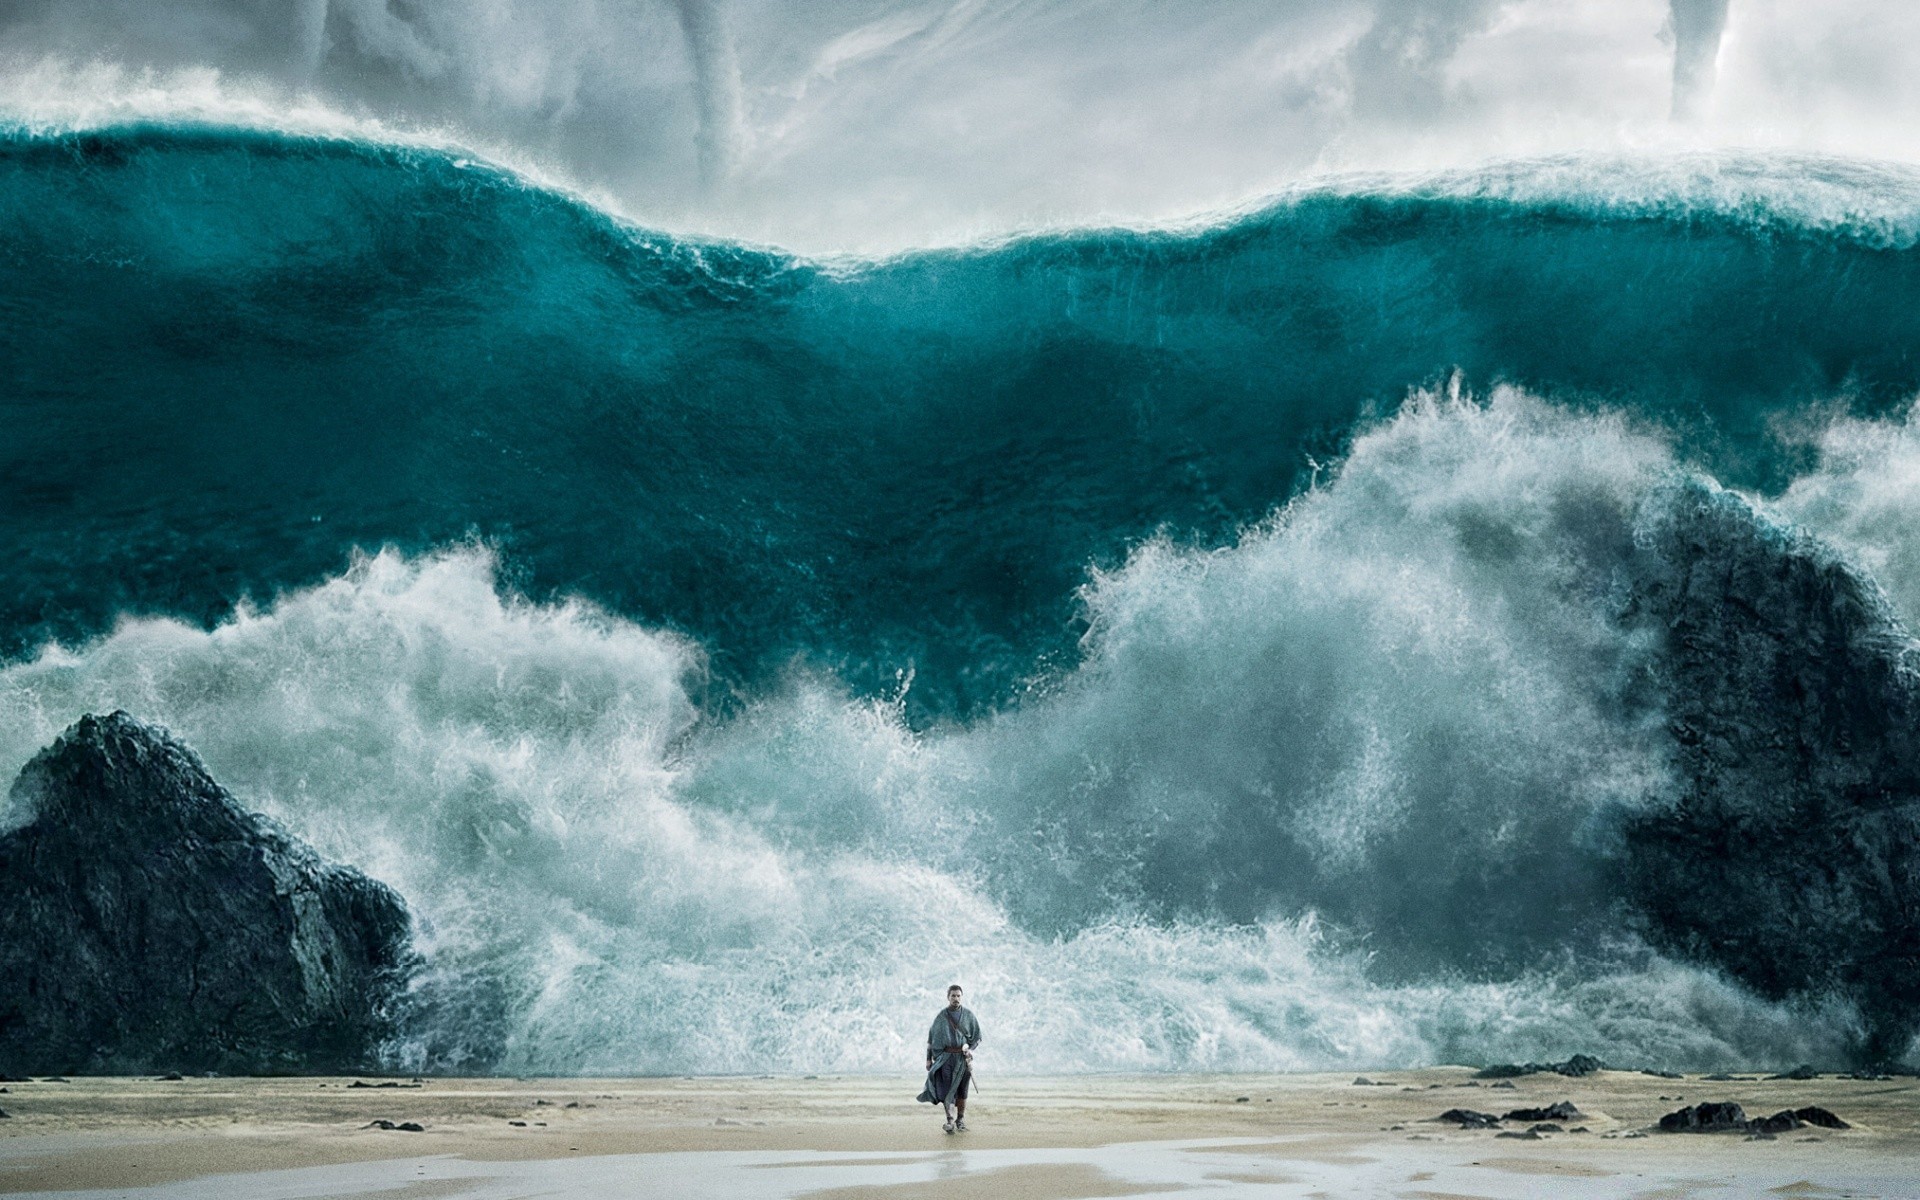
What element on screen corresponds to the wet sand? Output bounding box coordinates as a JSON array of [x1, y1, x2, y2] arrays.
[[0, 1067, 1915, 1198]]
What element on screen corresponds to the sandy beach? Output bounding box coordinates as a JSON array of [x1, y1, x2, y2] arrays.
[[0, 1067, 1914, 1198]]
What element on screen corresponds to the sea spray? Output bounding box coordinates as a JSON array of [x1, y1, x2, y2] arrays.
[[1, 391, 1906, 1071]]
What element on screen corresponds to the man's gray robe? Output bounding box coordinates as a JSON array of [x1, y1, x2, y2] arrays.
[[916, 1004, 981, 1105]]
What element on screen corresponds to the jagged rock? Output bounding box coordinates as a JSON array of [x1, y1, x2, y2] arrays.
[[1656, 1101, 1848, 1135], [1658, 1101, 1752, 1133], [1791, 1106, 1849, 1130], [1434, 1108, 1502, 1128], [1473, 1063, 1532, 1079], [1747, 1110, 1801, 1135], [1473, 1054, 1605, 1080], [0, 713, 414, 1075], [1621, 484, 1920, 1065], [1503, 1101, 1582, 1123]]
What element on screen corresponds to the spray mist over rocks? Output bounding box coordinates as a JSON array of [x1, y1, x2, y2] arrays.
[[3, 389, 1914, 1073]]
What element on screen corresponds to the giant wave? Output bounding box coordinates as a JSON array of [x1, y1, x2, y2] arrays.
[[6, 124, 1920, 1071]]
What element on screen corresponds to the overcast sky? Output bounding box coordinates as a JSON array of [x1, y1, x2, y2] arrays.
[[1, 0, 1916, 251]]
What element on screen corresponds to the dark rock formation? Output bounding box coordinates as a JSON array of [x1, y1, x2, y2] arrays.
[[0, 713, 414, 1075], [1434, 1108, 1502, 1128], [1791, 1105, 1849, 1130], [1503, 1101, 1582, 1123], [1657, 1101, 1850, 1135], [1473, 1054, 1604, 1079], [1622, 483, 1920, 1065], [1658, 1101, 1752, 1133]]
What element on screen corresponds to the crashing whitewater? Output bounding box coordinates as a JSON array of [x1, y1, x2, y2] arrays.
[[5, 385, 1920, 1074]]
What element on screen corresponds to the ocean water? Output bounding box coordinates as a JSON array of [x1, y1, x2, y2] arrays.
[[4, 124, 1920, 1073]]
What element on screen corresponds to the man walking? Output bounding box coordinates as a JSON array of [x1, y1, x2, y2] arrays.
[[916, 983, 981, 1133]]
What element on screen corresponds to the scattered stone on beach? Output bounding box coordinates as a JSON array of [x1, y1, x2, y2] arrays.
[[1434, 1108, 1502, 1129], [509, 1120, 527, 1127], [1473, 1054, 1605, 1079], [362, 1120, 425, 1132], [1659, 1102, 1752, 1133], [1843, 1070, 1894, 1080], [1642, 1068, 1683, 1079], [1496, 1129, 1542, 1139], [348, 1081, 419, 1089], [1234, 1096, 1249, 1102], [0, 1108, 9, 1118], [1351, 1077, 1387, 1086], [1768, 1065, 1819, 1080], [1569, 1126, 1590, 1133], [0, 713, 416, 1075], [1703, 1074, 1753, 1082], [1529, 1123, 1564, 1133], [1657, 1102, 1851, 1135], [159, 1074, 183, 1081], [1502, 1101, 1582, 1123]]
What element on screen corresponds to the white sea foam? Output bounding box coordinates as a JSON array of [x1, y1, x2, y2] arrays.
[[0, 390, 1890, 1073], [1776, 401, 1920, 629]]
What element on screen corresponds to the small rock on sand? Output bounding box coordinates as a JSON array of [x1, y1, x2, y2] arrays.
[[1434, 1109, 1502, 1129], [1503, 1101, 1582, 1123]]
